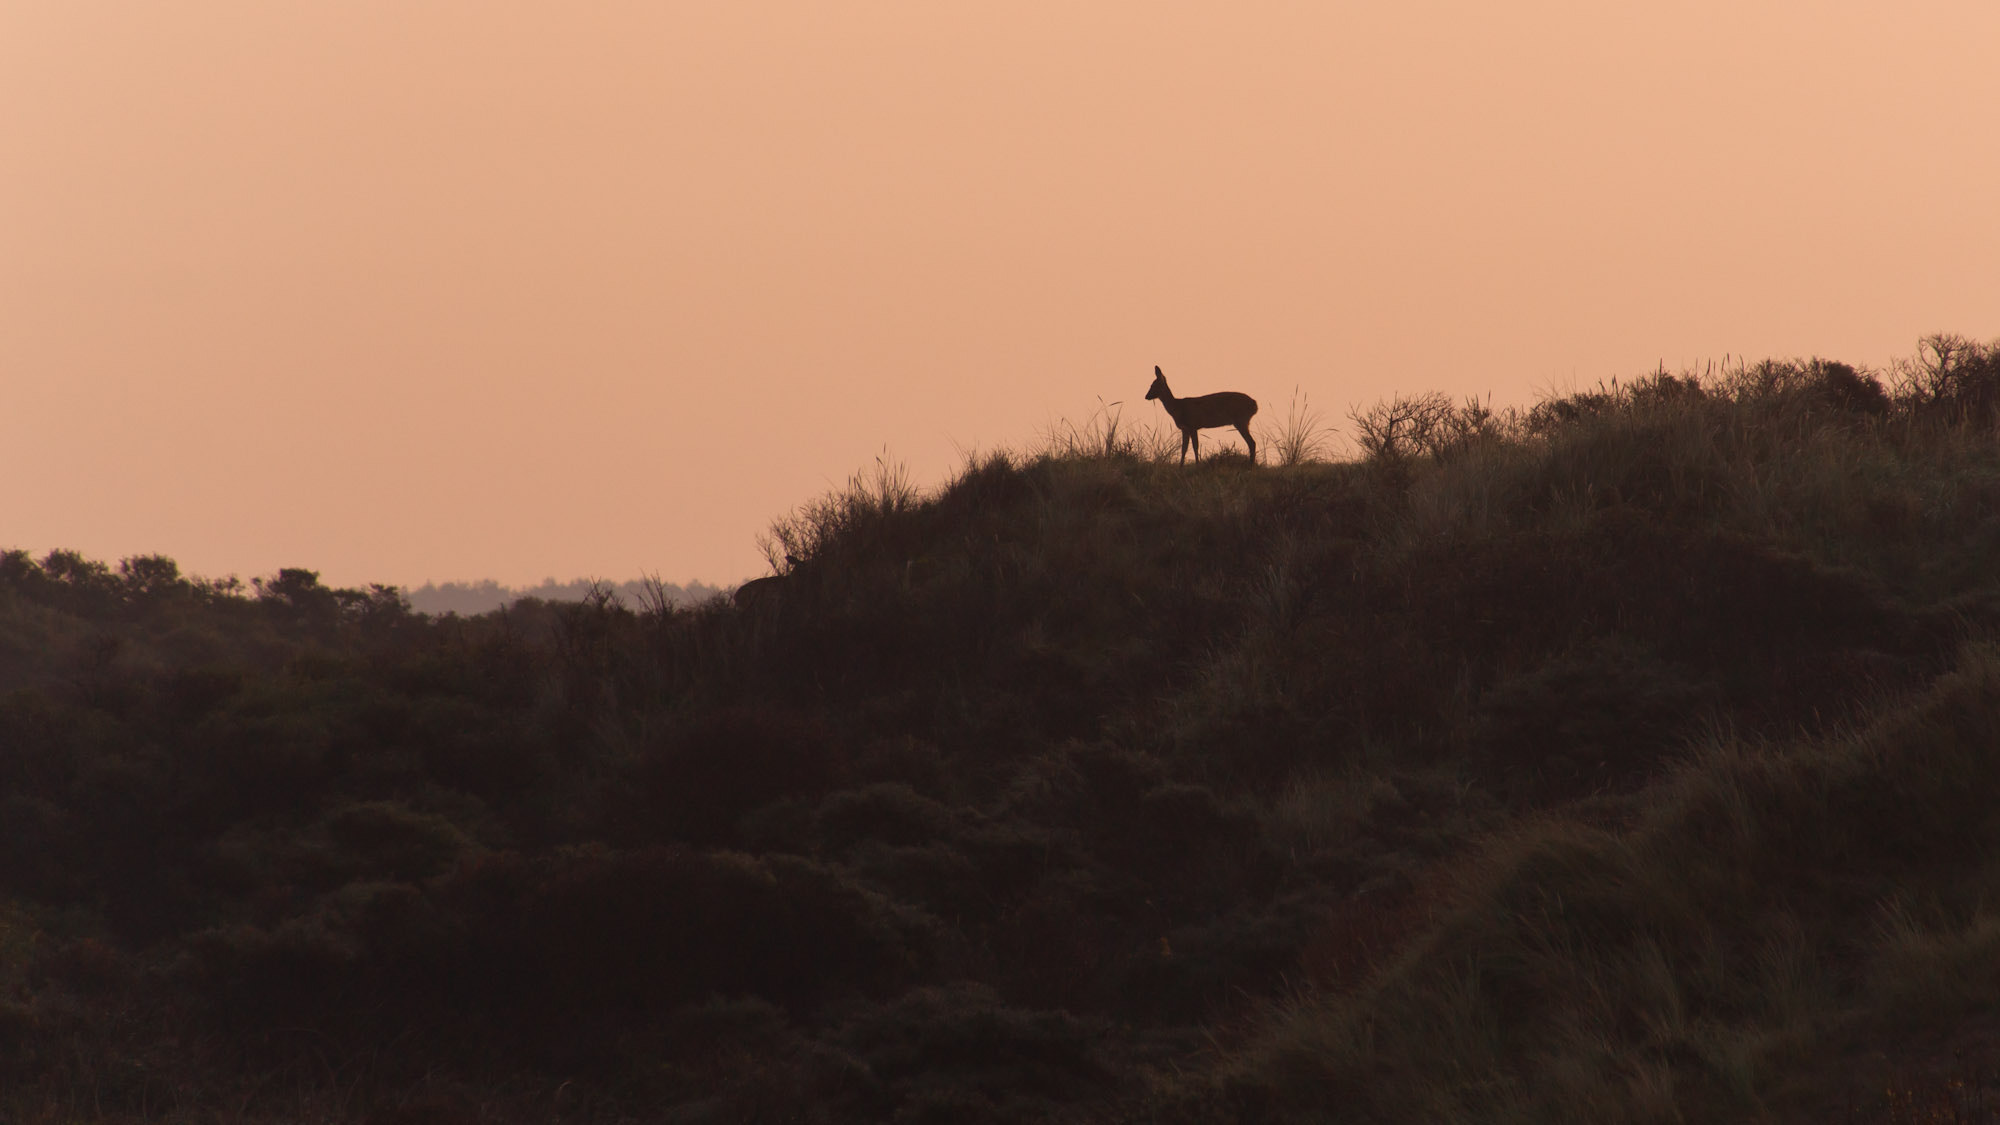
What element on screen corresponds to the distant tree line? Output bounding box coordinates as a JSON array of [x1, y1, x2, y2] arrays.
[[403, 576, 724, 616]]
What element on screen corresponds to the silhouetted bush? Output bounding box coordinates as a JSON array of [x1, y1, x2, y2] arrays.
[[844, 841, 991, 921], [189, 914, 359, 1021], [161, 665, 244, 724], [991, 877, 1113, 1009], [1129, 784, 1263, 865], [933, 451, 1035, 521], [619, 706, 848, 845], [0, 795, 75, 899], [322, 801, 476, 881], [508, 846, 927, 1011], [31, 936, 139, 996], [1812, 359, 1892, 415], [404, 694, 546, 800], [1350, 392, 1494, 461], [1115, 895, 1337, 1021], [177, 708, 335, 831], [1470, 641, 1711, 801], [835, 984, 1112, 1111], [1893, 334, 2000, 423], [814, 783, 957, 852]]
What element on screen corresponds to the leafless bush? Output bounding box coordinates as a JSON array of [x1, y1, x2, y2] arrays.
[[1349, 392, 1495, 461], [635, 571, 680, 617], [1889, 333, 2000, 421]]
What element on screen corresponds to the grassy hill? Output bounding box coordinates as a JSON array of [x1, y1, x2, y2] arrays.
[[5, 335, 2000, 1122]]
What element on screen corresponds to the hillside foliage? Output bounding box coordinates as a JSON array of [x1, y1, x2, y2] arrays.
[[5, 335, 2000, 1122], [402, 577, 725, 618]]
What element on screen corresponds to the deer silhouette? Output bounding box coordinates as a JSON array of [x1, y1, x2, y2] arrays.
[[731, 554, 801, 611], [1146, 366, 1258, 464]]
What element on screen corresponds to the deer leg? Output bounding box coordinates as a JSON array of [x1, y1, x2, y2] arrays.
[[1236, 422, 1256, 464], [1179, 430, 1190, 464], [1190, 430, 1201, 463]]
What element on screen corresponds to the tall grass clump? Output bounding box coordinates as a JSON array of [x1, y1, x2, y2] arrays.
[[1267, 386, 1337, 467], [763, 451, 920, 569], [1039, 396, 1181, 463]]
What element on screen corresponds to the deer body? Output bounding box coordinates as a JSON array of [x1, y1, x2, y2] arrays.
[[1146, 366, 1258, 464], [731, 574, 784, 610], [731, 554, 802, 611]]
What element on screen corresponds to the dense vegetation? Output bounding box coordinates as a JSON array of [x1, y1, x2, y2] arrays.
[[402, 578, 722, 618], [6, 335, 2000, 1123]]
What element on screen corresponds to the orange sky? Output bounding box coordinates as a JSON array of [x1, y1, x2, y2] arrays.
[[4, 3, 1998, 588]]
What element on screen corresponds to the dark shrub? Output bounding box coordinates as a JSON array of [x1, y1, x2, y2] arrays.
[[836, 984, 1111, 1109], [956, 819, 1070, 902], [0, 998, 37, 1068], [183, 881, 463, 1023], [1600, 520, 1935, 699], [1131, 784, 1262, 860], [0, 548, 34, 586], [1471, 641, 1710, 800], [849, 734, 949, 793], [620, 707, 847, 845], [847, 842, 990, 920], [0, 794, 76, 899], [256, 567, 342, 632], [935, 450, 1032, 507], [407, 695, 542, 799], [0, 690, 77, 796], [35, 550, 123, 616], [1115, 895, 1338, 1021], [118, 554, 186, 602], [360, 1092, 482, 1125], [512, 846, 925, 1011], [991, 877, 1113, 1009], [345, 880, 463, 984], [322, 801, 476, 881], [1627, 371, 1705, 407], [1812, 360, 1891, 415], [813, 783, 956, 852], [1392, 510, 1932, 730], [179, 709, 334, 829], [648, 997, 868, 1120], [33, 936, 140, 996], [160, 666, 243, 725], [661, 993, 793, 1054], [188, 915, 357, 1020], [1014, 741, 1163, 824]]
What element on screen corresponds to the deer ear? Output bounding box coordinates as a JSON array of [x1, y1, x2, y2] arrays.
[[1154, 365, 1163, 376]]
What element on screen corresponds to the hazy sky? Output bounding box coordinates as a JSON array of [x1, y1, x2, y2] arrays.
[[5, 3, 1997, 587]]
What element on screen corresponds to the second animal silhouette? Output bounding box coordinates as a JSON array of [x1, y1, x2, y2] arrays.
[[732, 554, 802, 611], [1146, 366, 1258, 465]]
